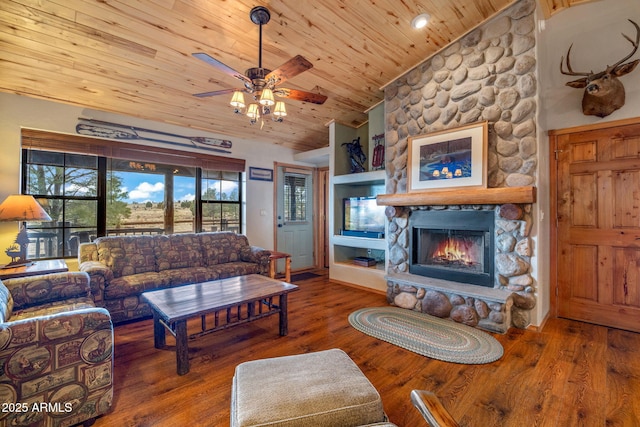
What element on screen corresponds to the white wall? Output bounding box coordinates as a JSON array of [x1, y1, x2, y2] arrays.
[[0, 92, 314, 263], [535, 0, 640, 325], [539, 0, 640, 131]]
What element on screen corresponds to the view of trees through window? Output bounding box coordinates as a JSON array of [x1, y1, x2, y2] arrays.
[[22, 149, 242, 259]]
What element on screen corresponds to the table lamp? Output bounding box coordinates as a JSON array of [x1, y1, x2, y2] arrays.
[[0, 194, 52, 267]]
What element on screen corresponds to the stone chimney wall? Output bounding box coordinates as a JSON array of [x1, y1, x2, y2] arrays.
[[384, 0, 537, 194], [383, 0, 539, 330]]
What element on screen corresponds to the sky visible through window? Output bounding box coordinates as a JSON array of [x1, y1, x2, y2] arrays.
[[118, 172, 238, 204]]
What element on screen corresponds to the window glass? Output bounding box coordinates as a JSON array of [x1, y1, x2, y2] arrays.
[[284, 174, 308, 222], [23, 149, 241, 258], [107, 169, 163, 234], [24, 151, 99, 258], [174, 174, 196, 233]]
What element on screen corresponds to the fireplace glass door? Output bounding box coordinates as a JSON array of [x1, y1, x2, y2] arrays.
[[418, 229, 485, 274], [409, 210, 495, 287]]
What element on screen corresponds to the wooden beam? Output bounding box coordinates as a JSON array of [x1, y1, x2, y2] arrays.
[[376, 186, 536, 206]]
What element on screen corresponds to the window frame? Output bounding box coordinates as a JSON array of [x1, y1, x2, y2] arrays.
[[20, 131, 244, 260]]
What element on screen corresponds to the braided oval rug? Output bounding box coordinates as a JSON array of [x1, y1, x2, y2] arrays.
[[348, 307, 503, 364]]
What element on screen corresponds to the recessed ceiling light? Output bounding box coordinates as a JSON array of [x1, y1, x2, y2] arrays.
[[411, 13, 430, 29]]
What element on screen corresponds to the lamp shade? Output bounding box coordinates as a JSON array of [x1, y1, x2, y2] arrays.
[[273, 101, 287, 117], [0, 195, 52, 222], [259, 88, 275, 106], [246, 103, 260, 120], [230, 90, 246, 109]]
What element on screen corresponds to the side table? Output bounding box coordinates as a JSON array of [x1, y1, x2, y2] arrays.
[[0, 259, 69, 280], [268, 251, 291, 283]]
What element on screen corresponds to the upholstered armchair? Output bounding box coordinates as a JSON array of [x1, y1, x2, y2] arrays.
[[0, 271, 113, 427]]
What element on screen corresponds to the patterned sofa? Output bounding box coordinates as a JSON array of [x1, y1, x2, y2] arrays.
[[78, 232, 271, 323], [0, 272, 113, 427]]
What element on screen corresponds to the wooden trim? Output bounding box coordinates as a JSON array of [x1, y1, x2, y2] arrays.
[[376, 186, 536, 206], [547, 117, 640, 136], [549, 132, 561, 319], [21, 128, 245, 172]]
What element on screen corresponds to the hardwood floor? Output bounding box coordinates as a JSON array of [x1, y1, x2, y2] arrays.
[[94, 272, 640, 426]]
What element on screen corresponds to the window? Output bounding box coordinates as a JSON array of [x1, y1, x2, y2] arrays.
[[22, 148, 242, 259], [202, 171, 241, 232], [24, 150, 100, 258], [283, 173, 308, 222]]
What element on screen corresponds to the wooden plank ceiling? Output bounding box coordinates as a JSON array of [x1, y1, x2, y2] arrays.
[[0, 0, 581, 152]]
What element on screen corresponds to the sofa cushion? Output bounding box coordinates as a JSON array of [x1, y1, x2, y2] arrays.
[[232, 349, 387, 427], [0, 281, 13, 323], [10, 297, 96, 322], [4, 272, 92, 310], [155, 234, 204, 271], [210, 262, 261, 279], [160, 267, 218, 287], [95, 235, 158, 278], [199, 232, 247, 266], [105, 273, 171, 299]]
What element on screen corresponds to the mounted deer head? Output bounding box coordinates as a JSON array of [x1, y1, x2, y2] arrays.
[[561, 19, 640, 118]]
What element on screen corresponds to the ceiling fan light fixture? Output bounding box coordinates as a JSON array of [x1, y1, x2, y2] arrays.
[[273, 101, 287, 122], [230, 90, 246, 112], [411, 13, 430, 29], [246, 103, 260, 123], [259, 88, 275, 106]]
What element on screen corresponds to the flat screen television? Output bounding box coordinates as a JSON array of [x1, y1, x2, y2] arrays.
[[342, 196, 386, 237]]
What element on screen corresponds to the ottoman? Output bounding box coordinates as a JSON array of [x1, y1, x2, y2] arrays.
[[231, 348, 395, 427]]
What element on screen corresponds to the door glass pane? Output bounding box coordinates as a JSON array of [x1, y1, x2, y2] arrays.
[[284, 174, 308, 222]]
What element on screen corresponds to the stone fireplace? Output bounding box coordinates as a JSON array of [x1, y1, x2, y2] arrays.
[[377, 0, 539, 333], [381, 200, 536, 334]]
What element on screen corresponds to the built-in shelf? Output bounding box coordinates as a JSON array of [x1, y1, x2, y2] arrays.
[[331, 235, 387, 250], [376, 186, 536, 206], [332, 169, 385, 185]]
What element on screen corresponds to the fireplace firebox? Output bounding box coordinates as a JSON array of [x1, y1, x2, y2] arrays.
[[409, 210, 495, 287]]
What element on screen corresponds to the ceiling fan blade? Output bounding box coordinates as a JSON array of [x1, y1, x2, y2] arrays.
[[193, 88, 239, 98], [192, 53, 251, 85], [275, 88, 327, 105], [266, 55, 313, 86]]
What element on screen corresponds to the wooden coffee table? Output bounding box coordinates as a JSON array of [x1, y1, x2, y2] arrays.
[[141, 274, 298, 375]]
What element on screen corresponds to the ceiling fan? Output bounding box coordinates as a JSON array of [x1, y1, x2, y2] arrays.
[[192, 6, 327, 123]]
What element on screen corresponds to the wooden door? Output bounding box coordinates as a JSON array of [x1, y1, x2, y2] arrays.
[[275, 164, 315, 271], [552, 118, 640, 332]]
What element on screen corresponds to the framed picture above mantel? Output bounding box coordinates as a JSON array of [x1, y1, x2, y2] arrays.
[[407, 121, 488, 192]]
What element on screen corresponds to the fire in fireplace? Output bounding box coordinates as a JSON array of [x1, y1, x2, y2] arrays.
[[409, 210, 495, 287]]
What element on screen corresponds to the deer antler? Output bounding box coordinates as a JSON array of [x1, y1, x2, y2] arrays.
[[608, 19, 640, 71], [560, 44, 592, 77]]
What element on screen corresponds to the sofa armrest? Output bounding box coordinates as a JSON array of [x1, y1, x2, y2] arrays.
[[78, 241, 98, 263], [3, 272, 92, 310], [0, 307, 113, 425], [242, 246, 272, 274], [78, 261, 113, 304]]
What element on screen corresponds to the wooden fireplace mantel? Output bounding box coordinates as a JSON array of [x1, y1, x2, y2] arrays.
[[376, 186, 536, 206]]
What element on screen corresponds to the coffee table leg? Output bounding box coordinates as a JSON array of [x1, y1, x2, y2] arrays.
[[175, 320, 189, 375], [279, 294, 288, 336], [153, 313, 166, 349]]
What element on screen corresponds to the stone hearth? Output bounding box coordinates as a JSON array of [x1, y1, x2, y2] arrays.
[[385, 204, 535, 334]]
